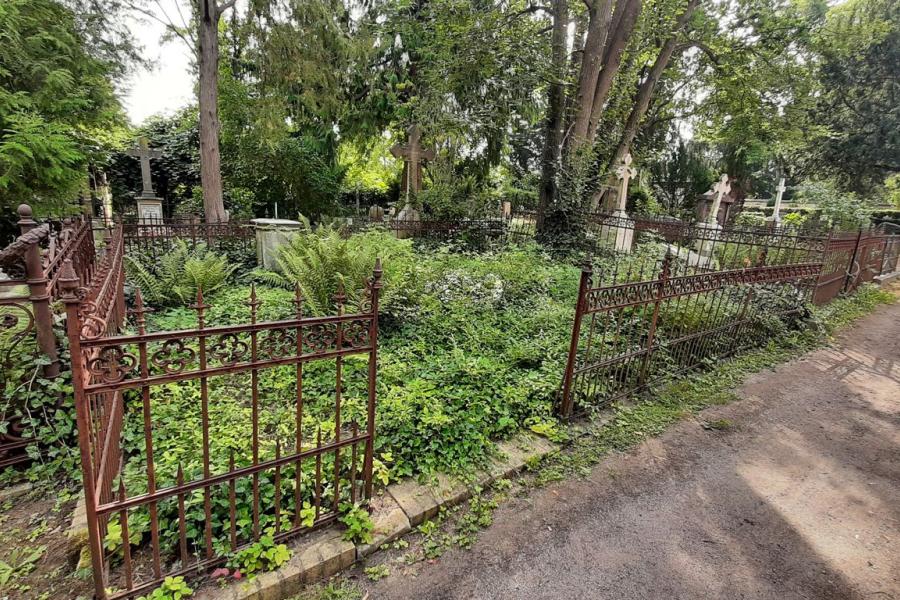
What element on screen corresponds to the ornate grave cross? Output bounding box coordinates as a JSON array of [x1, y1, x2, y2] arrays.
[[127, 136, 163, 198], [708, 174, 731, 224], [390, 125, 435, 203], [614, 153, 637, 213], [772, 177, 786, 223]]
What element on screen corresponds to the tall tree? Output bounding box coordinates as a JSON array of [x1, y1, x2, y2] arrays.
[[0, 0, 129, 218], [197, 0, 234, 222], [131, 0, 236, 222]]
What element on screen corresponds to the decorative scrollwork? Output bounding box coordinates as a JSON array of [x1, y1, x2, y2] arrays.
[[341, 319, 370, 349], [87, 346, 137, 383], [150, 339, 196, 374], [209, 333, 249, 365], [304, 323, 337, 355], [260, 328, 296, 360], [78, 298, 108, 340]]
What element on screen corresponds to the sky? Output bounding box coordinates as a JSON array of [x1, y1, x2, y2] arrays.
[[121, 1, 195, 125]]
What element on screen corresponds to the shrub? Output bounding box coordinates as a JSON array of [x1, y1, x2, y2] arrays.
[[339, 503, 375, 544], [255, 221, 419, 317], [125, 240, 236, 307]]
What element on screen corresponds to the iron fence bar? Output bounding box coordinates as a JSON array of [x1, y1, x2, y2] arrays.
[[559, 261, 593, 420]]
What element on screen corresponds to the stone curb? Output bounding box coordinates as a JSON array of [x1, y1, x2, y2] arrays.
[[69, 432, 559, 599]]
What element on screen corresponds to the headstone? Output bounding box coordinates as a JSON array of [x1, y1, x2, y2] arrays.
[[600, 153, 636, 253], [251, 218, 303, 272], [767, 177, 786, 225], [695, 174, 730, 265], [127, 136, 165, 224], [390, 125, 435, 201], [97, 171, 114, 227], [390, 124, 434, 238], [368, 205, 385, 222]]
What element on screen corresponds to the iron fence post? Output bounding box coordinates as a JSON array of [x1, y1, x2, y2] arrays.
[[638, 252, 671, 389], [59, 259, 107, 600], [559, 260, 593, 420], [363, 259, 383, 499], [843, 227, 864, 293], [17, 204, 59, 377]]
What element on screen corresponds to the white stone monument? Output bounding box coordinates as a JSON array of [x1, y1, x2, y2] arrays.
[[696, 174, 730, 265], [767, 177, 786, 226], [601, 153, 637, 253], [127, 137, 165, 224], [251, 218, 303, 272]]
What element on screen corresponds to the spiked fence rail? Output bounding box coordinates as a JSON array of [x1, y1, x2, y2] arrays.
[[0, 205, 101, 468], [60, 257, 383, 600], [122, 216, 255, 262], [558, 253, 822, 419]]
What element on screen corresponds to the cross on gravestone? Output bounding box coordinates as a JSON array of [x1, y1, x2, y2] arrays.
[[390, 125, 435, 203], [708, 174, 731, 225], [614, 153, 637, 213], [772, 177, 786, 223], [127, 136, 163, 198]]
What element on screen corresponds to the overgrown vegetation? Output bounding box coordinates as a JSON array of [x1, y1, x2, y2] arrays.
[[125, 240, 237, 306]]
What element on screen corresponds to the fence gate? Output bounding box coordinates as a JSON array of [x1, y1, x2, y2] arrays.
[[62, 258, 382, 599]]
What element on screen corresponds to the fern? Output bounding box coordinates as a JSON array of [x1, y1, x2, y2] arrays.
[[273, 224, 415, 316], [124, 240, 237, 307]]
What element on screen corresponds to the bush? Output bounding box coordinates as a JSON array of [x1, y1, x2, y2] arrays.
[[125, 240, 236, 307], [254, 220, 419, 317], [733, 211, 767, 227]]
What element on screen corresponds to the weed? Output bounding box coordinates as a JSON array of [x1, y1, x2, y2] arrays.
[[364, 564, 390, 581]]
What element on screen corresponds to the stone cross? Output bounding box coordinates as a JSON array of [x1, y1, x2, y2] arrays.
[[127, 136, 163, 198], [708, 174, 731, 224], [390, 125, 435, 203], [772, 177, 786, 223], [614, 153, 637, 213]]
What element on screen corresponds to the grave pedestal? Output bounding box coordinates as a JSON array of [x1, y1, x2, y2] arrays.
[[600, 210, 634, 253], [252, 218, 303, 272], [136, 197, 163, 224], [694, 221, 722, 268], [394, 204, 420, 240]]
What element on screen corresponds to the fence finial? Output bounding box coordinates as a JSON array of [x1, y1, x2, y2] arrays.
[[371, 257, 384, 290], [58, 259, 80, 301]]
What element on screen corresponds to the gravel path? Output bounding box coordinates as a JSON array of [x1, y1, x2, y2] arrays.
[[363, 300, 900, 600]]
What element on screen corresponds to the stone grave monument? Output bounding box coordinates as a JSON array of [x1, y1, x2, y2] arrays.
[[600, 153, 637, 253], [767, 177, 786, 227], [127, 137, 164, 223], [696, 174, 730, 265], [390, 124, 434, 238]]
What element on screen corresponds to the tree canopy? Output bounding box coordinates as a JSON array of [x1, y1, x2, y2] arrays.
[[4, 0, 896, 224]]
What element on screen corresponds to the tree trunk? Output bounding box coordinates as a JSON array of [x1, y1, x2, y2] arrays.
[[596, 0, 698, 210], [568, 0, 614, 148], [609, 0, 699, 169], [199, 0, 229, 223], [536, 0, 570, 230], [586, 0, 643, 144]]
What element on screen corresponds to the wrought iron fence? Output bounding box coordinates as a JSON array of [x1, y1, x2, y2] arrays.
[[61, 258, 383, 599], [122, 216, 255, 265], [558, 253, 822, 418], [0, 205, 102, 468]]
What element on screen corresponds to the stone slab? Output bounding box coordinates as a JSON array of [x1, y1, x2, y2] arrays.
[[357, 493, 411, 557], [0, 482, 31, 502], [195, 528, 355, 600], [386, 478, 441, 527]]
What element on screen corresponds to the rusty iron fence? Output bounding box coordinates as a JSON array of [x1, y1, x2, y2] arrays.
[[61, 256, 383, 599], [0, 205, 103, 468], [122, 216, 255, 264], [558, 252, 822, 418]]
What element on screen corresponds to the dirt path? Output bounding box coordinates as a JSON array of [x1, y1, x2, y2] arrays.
[[362, 301, 900, 600]]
